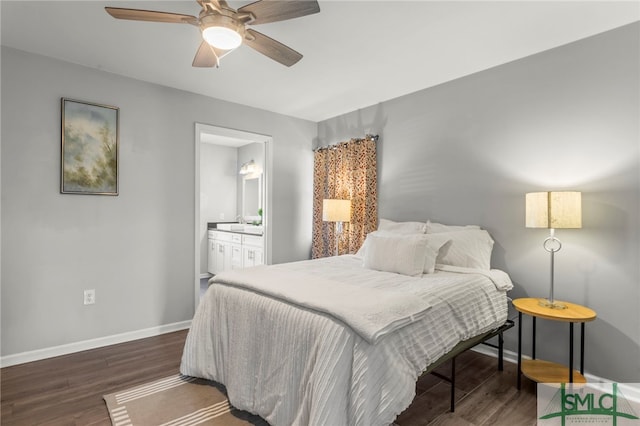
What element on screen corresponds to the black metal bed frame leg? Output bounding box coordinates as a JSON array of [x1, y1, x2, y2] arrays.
[[428, 319, 514, 410], [498, 330, 504, 371], [450, 357, 456, 412]]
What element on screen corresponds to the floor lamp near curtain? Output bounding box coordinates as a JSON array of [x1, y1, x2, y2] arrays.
[[312, 137, 377, 259], [323, 199, 351, 256], [526, 191, 582, 309]]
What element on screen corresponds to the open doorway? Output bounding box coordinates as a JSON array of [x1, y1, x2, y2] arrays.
[[194, 123, 271, 308]]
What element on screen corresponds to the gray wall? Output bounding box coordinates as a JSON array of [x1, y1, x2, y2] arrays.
[[1, 46, 315, 357], [318, 23, 640, 382]]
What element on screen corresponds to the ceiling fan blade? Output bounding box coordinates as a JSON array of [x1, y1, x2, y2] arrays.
[[105, 7, 197, 25], [193, 41, 220, 68], [197, 0, 230, 12], [244, 29, 302, 67], [238, 0, 320, 25]]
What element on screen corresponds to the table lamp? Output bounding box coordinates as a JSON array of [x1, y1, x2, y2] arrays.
[[322, 199, 351, 256], [526, 191, 582, 309]]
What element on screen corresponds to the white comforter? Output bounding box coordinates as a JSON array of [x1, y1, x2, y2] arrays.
[[180, 255, 511, 426]]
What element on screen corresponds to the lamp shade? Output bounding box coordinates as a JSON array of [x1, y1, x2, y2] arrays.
[[526, 191, 582, 229], [322, 199, 351, 222]]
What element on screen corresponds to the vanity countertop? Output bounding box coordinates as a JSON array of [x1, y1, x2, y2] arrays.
[[207, 222, 263, 235], [207, 221, 236, 230]]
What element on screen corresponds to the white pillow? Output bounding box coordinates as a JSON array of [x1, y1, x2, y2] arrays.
[[354, 242, 367, 258], [363, 233, 429, 277], [422, 233, 451, 274], [355, 219, 427, 257], [354, 230, 393, 258], [356, 231, 450, 273], [378, 218, 427, 234], [434, 229, 494, 270], [426, 220, 481, 233]]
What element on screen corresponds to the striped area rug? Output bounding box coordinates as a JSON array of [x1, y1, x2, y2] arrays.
[[103, 374, 267, 426]]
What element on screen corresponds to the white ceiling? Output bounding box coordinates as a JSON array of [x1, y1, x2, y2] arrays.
[[1, 1, 638, 122]]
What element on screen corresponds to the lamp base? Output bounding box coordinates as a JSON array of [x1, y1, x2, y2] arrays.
[[538, 299, 567, 309]]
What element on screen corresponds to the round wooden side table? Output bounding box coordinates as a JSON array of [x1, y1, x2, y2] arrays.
[[513, 297, 596, 389]]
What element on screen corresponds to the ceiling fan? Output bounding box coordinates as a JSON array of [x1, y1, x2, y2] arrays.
[[105, 0, 320, 68]]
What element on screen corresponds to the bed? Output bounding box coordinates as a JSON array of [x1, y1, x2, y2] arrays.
[[180, 221, 513, 426]]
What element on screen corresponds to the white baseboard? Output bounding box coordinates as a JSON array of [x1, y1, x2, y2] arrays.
[[0, 320, 191, 368]]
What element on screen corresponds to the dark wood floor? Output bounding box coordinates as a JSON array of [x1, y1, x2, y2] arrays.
[[1, 330, 537, 425]]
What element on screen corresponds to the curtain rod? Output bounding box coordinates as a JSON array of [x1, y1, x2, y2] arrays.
[[314, 134, 379, 152]]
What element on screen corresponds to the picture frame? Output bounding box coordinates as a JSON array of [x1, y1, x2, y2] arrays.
[[61, 98, 119, 195]]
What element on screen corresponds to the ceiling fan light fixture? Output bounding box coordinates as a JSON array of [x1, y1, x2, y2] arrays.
[[203, 26, 242, 50], [105, 0, 321, 68]]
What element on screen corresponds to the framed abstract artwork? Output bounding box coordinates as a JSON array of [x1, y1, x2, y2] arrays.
[[61, 98, 119, 195]]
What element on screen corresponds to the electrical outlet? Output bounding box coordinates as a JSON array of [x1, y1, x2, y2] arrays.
[[84, 289, 96, 305], [219, 212, 225, 220]]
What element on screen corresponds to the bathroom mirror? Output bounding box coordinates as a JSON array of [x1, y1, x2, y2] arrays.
[[242, 174, 262, 223]]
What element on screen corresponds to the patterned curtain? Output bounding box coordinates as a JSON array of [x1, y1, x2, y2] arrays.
[[312, 136, 378, 258]]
